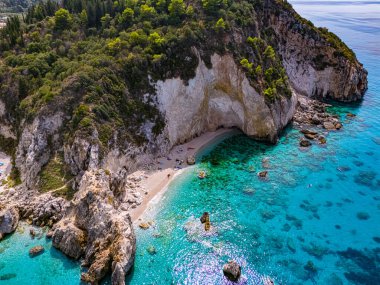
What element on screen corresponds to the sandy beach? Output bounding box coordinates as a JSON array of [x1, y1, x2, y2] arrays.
[[129, 128, 239, 223]]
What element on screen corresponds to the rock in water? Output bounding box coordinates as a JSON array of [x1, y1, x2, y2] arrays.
[[0, 206, 19, 240], [300, 139, 312, 147], [29, 246, 44, 257], [323, 122, 336, 130], [139, 222, 150, 230], [318, 136, 327, 144], [258, 171, 268, 178], [223, 260, 241, 282], [51, 170, 136, 285], [304, 133, 317, 140], [200, 212, 209, 224]]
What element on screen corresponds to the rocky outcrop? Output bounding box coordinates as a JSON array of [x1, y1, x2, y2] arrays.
[[223, 260, 241, 282], [0, 205, 19, 240], [268, 2, 367, 102], [51, 170, 136, 284], [156, 53, 298, 146], [15, 112, 64, 189]]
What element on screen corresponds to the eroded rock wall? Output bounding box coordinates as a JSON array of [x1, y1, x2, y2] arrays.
[[155, 53, 298, 146], [268, 6, 368, 101]]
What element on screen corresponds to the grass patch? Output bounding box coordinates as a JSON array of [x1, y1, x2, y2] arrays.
[[38, 153, 74, 200]]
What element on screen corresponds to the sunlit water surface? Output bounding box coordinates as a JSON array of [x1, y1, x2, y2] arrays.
[[1, 1, 379, 284]]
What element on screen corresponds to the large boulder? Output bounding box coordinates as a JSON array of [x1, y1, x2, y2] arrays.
[[223, 260, 241, 282], [52, 223, 86, 259], [0, 205, 19, 240], [52, 170, 136, 284]]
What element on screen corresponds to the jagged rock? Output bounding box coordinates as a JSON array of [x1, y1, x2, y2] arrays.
[[52, 224, 86, 259], [300, 139, 312, 147], [323, 122, 336, 130], [29, 245, 44, 257], [300, 129, 318, 135], [318, 136, 327, 144], [156, 53, 297, 146], [335, 122, 343, 130], [258, 171, 268, 178], [52, 170, 136, 284], [223, 260, 241, 282], [200, 212, 209, 224], [304, 133, 317, 140], [0, 206, 19, 240], [29, 228, 36, 238]]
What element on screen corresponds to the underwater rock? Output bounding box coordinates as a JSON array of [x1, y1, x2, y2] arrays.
[[29, 245, 44, 257], [146, 245, 156, 255], [262, 157, 270, 168], [356, 212, 370, 220], [337, 166, 351, 172], [353, 160, 364, 167], [325, 273, 343, 285], [300, 139, 311, 147], [287, 238, 296, 253], [373, 237, 380, 243], [304, 260, 317, 273], [354, 171, 376, 187], [282, 223, 291, 232], [302, 242, 329, 259], [261, 211, 275, 221], [346, 113, 356, 118], [318, 136, 327, 144], [223, 260, 241, 282], [372, 137, 380, 145], [0, 273, 17, 281]]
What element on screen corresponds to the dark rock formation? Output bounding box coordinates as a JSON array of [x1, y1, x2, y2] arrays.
[[29, 245, 44, 257], [223, 260, 241, 282]]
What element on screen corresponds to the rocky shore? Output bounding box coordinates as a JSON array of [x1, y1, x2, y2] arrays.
[[0, 1, 368, 284]]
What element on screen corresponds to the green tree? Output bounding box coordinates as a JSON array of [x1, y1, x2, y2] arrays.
[[54, 8, 72, 30], [215, 18, 226, 30], [168, 0, 186, 19], [264, 45, 276, 61]]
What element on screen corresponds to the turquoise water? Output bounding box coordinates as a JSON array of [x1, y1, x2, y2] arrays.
[[1, 1, 380, 284], [0, 223, 81, 284], [127, 2, 380, 284]]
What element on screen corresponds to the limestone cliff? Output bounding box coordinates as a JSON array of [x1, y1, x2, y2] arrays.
[[0, 0, 369, 284], [267, 1, 367, 101], [156, 53, 297, 146]]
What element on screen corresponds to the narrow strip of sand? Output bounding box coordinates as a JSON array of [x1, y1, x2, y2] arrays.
[[129, 128, 239, 222]]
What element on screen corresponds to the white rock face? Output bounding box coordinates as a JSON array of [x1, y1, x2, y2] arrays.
[[15, 113, 64, 188], [155, 53, 297, 146]]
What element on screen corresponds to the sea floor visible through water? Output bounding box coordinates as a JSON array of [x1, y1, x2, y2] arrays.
[[1, 1, 380, 284]]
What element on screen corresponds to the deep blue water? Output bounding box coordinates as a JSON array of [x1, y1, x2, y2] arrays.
[[1, 1, 379, 284]]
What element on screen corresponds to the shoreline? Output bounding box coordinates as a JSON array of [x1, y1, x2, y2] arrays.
[[129, 128, 240, 223]]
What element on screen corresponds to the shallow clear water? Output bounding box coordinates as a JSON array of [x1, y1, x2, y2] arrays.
[[127, 2, 380, 284], [0, 223, 80, 284], [1, 1, 380, 284]]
